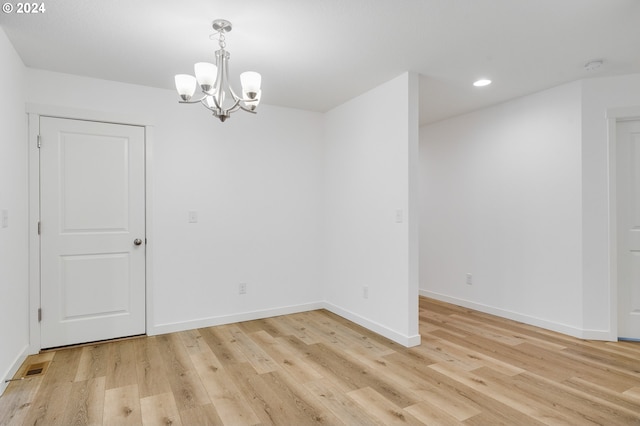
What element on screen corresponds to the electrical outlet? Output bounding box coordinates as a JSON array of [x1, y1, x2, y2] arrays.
[[239, 283, 247, 294], [466, 273, 473, 285], [363, 286, 369, 299]]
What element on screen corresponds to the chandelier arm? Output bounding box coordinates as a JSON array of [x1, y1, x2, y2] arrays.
[[211, 48, 242, 116], [238, 105, 258, 114], [179, 94, 208, 104], [223, 55, 242, 103], [211, 91, 222, 111], [211, 50, 225, 110], [199, 97, 217, 112], [223, 99, 242, 115]]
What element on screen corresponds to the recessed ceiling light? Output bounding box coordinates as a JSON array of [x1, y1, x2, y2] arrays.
[[473, 79, 492, 87]]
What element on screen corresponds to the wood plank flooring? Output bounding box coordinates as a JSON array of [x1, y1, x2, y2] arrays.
[[2, 297, 640, 425]]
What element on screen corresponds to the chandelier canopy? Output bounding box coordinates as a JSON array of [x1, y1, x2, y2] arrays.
[[174, 19, 262, 122]]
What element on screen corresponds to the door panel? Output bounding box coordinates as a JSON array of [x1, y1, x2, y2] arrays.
[[60, 253, 131, 319], [40, 117, 146, 348], [60, 134, 130, 232], [617, 119, 640, 339]]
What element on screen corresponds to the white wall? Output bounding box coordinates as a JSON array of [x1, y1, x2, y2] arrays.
[[25, 68, 325, 335], [420, 73, 640, 338], [25, 69, 420, 346], [323, 72, 420, 346], [581, 73, 640, 335], [420, 81, 584, 336], [0, 28, 29, 393]]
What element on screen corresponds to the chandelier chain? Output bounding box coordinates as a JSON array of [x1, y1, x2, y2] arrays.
[[208, 31, 226, 49]]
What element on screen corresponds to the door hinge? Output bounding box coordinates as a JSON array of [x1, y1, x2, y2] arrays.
[[37, 135, 41, 148], [38, 308, 42, 322], [38, 221, 41, 235]]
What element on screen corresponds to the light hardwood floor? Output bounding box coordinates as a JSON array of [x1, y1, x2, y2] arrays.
[[2, 297, 640, 425]]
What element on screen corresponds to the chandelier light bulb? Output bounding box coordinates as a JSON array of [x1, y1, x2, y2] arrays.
[[244, 89, 261, 111], [194, 62, 217, 92], [240, 71, 262, 99], [174, 74, 197, 101]]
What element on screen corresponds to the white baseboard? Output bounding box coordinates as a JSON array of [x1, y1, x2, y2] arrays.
[[0, 344, 29, 397], [323, 302, 421, 347], [149, 301, 326, 336], [580, 329, 616, 341], [420, 290, 613, 341], [149, 300, 421, 348]]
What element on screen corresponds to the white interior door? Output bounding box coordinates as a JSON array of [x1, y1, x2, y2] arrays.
[[617, 119, 640, 340], [40, 117, 146, 348]]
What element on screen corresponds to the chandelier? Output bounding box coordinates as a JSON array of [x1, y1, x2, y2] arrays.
[[174, 19, 262, 122]]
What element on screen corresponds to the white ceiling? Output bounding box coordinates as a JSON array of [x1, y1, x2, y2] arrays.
[[1, 0, 639, 125]]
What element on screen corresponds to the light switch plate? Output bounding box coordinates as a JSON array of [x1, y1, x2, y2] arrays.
[[1, 209, 7, 228], [395, 209, 403, 223], [188, 211, 198, 223]]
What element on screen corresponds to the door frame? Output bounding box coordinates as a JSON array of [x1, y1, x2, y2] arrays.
[[27, 103, 155, 354], [607, 106, 640, 341]]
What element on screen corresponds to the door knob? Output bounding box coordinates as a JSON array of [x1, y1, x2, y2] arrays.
[[134, 238, 143, 246]]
